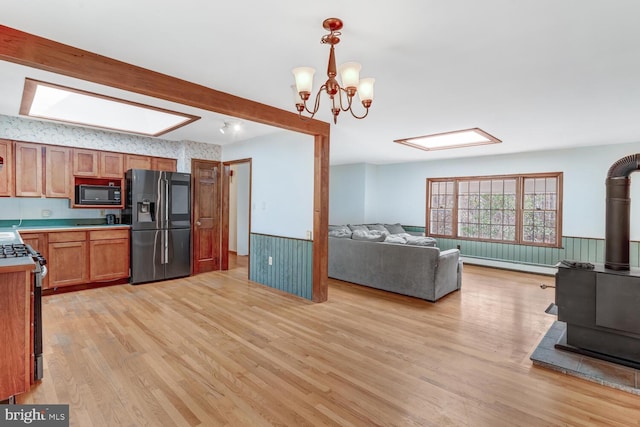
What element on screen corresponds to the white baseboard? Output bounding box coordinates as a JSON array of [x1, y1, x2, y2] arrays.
[[461, 256, 557, 276]]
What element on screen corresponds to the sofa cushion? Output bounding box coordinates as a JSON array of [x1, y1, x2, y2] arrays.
[[384, 223, 406, 234], [366, 224, 387, 232], [352, 229, 387, 242], [348, 224, 369, 232]]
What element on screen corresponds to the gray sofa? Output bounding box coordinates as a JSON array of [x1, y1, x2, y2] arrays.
[[328, 224, 462, 302]]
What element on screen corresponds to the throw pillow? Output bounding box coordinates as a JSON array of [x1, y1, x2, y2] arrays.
[[351, 229, 387, 242], [384, 234, 407, 244], [366, 223, 387, 232], [329, 225, 351, 233], [405, 236, 437, 246], [348, 224, 369, 232], [384, 223, 406, 234], [329, 229, 352, 238]]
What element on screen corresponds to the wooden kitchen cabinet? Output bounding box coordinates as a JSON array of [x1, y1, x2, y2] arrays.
[[72, 148, 99, 177], [0, 139, 13, 197], [19, 232, 49, 289], [15, 142, 71, 199], [152, 157, 177, 172], [124, 154, 152, 171], [100, 152, 124, 178], [89, 229, 130, 281], [0, 268, 31, 401], [74, 148, 124, 179], [15, 142, 43, 197], [45, 145, 72, 198], [47, 231, 88, 288]]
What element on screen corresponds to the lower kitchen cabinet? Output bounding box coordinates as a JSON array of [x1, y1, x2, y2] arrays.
[[48, 232, 89, 288], [89, 230, 130, 281], [28, 227, 130, 290], [19, 232, 49, 289]]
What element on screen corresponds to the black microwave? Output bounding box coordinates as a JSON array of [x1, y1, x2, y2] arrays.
[[75, 184, 121, 205]]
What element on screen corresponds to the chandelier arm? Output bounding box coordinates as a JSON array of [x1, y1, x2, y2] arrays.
[[300, 85, 326, 118], [336, 87, 355, 112], [348, 106, 370, 120]]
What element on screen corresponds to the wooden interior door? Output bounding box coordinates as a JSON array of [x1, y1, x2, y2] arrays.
[[192, 159, 221, 274]]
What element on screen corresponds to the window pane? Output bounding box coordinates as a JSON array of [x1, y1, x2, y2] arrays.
[[524, 178, 535, 193], [524, 194, 534, 210], [446, 195, 455, 208], [491, 225, 502, 240], [503, 226, 516, 241], [446, 181, 454, 193]]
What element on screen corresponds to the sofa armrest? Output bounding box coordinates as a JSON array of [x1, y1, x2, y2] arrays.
[[433, 249, 461, 300]]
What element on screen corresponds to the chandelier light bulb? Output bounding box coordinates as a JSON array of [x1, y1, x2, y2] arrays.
[[339, 62, 361, 93], [292, 67, 315, 97], [357, 78, 375, 106]]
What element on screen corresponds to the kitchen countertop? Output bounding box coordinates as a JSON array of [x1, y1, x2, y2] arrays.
[[13, 224, 131, 232]]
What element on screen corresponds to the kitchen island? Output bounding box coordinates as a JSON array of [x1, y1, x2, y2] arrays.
[[0, 229, 35, 402]]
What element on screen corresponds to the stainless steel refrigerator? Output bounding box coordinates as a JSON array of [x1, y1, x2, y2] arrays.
[[123, 169, 191, 284]]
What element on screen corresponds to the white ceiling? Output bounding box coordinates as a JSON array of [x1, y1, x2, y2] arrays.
[[2, 0, 640, 165]]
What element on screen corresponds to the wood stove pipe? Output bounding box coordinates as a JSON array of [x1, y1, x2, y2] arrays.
[[605, 154, 640, 270]]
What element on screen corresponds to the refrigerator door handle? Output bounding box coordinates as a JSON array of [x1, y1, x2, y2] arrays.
[[153, 230, 160, 274], [164, 229, 169, 265], [156, 174, 162, 230], [164, 178, 170, 225]]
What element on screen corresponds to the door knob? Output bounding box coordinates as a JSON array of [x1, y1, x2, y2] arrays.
[[196, 221, 201, 226]]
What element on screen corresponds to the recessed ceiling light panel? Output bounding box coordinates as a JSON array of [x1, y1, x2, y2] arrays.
[[20, 78, 200, 137], [394, 128, 501, 151]]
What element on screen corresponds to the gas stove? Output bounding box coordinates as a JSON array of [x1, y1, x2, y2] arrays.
[[0, 243, 31, 258], [0, 243, 47, 268]]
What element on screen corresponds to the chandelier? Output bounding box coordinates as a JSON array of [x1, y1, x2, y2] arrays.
[[292, 18, 375, 124]]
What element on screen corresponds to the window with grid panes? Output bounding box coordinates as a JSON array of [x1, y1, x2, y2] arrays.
[[426, 173, 562, 247]]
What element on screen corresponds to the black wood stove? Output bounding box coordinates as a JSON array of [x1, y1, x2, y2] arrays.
[[555, 154, 640, 367]]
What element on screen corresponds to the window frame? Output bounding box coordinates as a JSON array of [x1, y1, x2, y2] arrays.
[[426, 172, 563, 248]]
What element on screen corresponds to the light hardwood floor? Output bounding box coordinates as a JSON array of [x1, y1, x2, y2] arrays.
[[18, 263, 640, 426]]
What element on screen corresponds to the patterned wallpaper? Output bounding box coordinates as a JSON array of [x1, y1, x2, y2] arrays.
[[0, 114, 221, 172]]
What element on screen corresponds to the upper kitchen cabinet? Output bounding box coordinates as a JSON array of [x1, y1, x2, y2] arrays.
[[152, 157, 177, 172], [14, 142, 72, 198], [73, 148, 124, 178], [100, 152, 124, 178], [73, 148, 99, 177], [0, 139, 14, 197], [124, 154, 176, 172], [15, 142, 43, 197], [124, 154, 152, 171], [44, 146, 72, 198]]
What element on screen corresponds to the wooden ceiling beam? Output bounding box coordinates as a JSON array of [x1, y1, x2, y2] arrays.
[[0, 25, 330, 137]]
